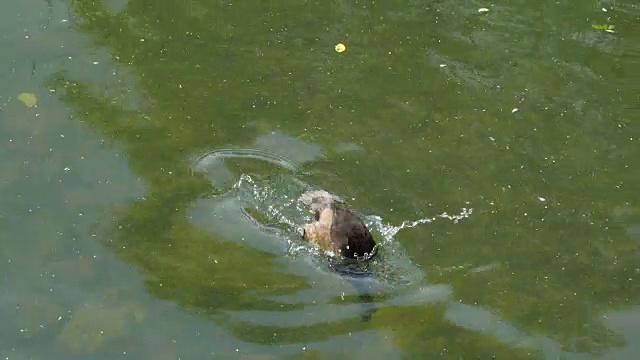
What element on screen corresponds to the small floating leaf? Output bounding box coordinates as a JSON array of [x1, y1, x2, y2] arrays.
[[17, 92, 37, 108], [335, 43, 346, 53], [591, 24, 615, 33]]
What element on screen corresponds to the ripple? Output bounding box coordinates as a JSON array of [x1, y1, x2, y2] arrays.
[[192, 147, 304, 174], [186, 140, 474, 328]]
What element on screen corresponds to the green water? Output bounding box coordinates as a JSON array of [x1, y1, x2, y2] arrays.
[[1, 0, 638, 359]]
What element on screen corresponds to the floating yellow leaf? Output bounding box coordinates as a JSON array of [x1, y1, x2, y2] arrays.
[[335, 43, 346, 53], [17, 92, 37, 108], [592, 24, 615, 33]]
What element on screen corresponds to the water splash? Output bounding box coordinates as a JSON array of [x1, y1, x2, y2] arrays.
[[223, 173, 475, 287], [233, 173, 306, 233], [368, 207, 474, 243]]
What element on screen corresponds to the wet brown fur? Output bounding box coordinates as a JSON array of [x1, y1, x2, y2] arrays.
[[301, 191, 377, 260]]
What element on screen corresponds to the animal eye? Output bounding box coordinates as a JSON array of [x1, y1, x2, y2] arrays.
[[313, 210, 320, 221]]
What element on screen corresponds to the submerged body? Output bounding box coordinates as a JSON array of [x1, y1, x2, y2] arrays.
[[300, 190, 377, 260]]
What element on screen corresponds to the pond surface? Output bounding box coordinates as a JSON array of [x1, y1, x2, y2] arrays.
[[1, 0, 638, 359]]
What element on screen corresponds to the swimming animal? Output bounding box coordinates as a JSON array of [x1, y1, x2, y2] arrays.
[[300, 190, 377, 260]]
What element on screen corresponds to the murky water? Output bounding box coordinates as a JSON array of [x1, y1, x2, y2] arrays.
[[1, 0, 638, 359]]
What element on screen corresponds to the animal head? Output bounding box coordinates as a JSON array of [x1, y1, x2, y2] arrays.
[[300, 190, 377, 260]]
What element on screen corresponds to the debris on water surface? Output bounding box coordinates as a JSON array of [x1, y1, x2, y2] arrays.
[[439, 64, 447, 68], [335, 43, 346, 53], [478, 8, 489, 13], [17, 92, 37, 108], [512, 108, 519, 113], [592, 24, 615, 33]]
